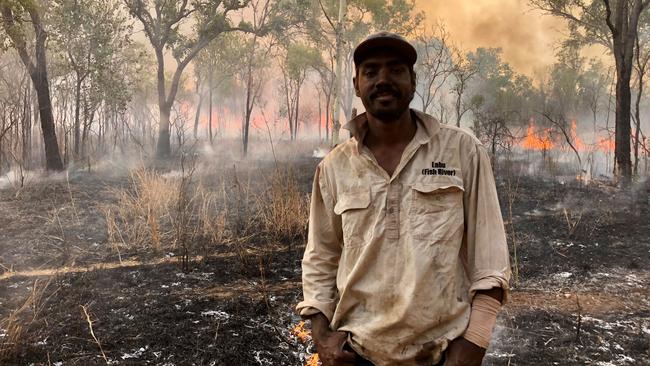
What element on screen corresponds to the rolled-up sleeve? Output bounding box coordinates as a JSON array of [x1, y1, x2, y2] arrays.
[[296, 163, 343, 321], [462, 145, 511, 303]]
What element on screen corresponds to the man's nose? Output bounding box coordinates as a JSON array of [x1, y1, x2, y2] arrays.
[[376, 67, 393, 85]]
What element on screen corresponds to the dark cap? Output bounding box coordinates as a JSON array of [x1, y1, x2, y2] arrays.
[[353, 31, 417, 67]]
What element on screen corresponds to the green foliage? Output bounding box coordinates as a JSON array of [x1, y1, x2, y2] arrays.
[[48, 0, 137, 112], [123, 0, 249, 63], [194, 32, 246, 98], [467, 48, 535, 126], [285, 43, 322, 80]]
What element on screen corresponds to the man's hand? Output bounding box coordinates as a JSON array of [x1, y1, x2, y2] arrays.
[[443, 337, 486, 366], [308, 313, 357, 366]]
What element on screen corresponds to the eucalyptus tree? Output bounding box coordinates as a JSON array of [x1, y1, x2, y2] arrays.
[[279, 42, 321, 140], [466, 48, 535, 161], [579, 59, 610, 134], [0, 0, 64, 170], [412, 24, 455, 116], [123, 0, 254, 157], [633, 10, 650, 175], [50, 0, 131, 160], [193, 32, 242, 143], [451, 49, 479, 128], [539, 42, 589, 172], [530, 0, 650, 185]]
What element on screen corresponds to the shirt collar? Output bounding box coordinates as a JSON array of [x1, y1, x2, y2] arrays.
[[342, 109, 441, 154]]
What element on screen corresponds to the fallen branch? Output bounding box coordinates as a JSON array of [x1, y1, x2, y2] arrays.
[[80, 305, 108, 365]]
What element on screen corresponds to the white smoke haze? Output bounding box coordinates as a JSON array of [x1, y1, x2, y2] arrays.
[[1, 1, 647, 185]]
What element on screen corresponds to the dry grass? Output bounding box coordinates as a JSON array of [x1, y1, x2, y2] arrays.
[[256, 167, 309, 246], [104, 168, 178, 254], [0, 279, 55, 363], [103, 158, 310, 271]]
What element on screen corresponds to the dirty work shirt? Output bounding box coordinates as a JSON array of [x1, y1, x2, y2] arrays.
[[296, 110, 511, 366]]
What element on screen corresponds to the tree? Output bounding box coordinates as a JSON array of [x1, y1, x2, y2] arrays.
[[413, 24, 455, 116], [467, 48, 535, 163], [123, 0, 252, 157], [632, 10, 650, 175], [280, 42, 320, 140], [51, 0, 131, 160], [530, 0, 650, 185], [193, 32, 241, 142], [1, 0, 64, 170], [451, 48, 479, 128]]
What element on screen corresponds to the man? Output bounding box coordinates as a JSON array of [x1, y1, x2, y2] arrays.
[[297, 32, 510, 366]]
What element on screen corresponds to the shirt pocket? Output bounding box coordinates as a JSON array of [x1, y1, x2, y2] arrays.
[[409, 176, 465, 242], [334, 188, 372, 248]]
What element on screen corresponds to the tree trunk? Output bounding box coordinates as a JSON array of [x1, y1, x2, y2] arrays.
[[73, 76, 82, 159], [318, 93, 322, 141], [608, 0, 647, 186], [325, 91, 331, 142], [22, 81, 32, 168], [208, 74, 213, 144], [33, 57, 63, 170], [294, 86, 301, 141], [1, 5, 64, 171], [193, 86, 203, 139], [633, 73, 642, 177], [614, 58, 633, 184], [155, 48, 171, 157], [331, 0, 347, 145]]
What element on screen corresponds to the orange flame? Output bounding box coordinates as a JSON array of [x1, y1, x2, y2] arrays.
[[291, 321, 311, 343], [569, 120, 586, 152], [521, 124, 554, 151], [291, 322, 320, 366], [597, 137, 615, 153], [306, 353, 320, 366]]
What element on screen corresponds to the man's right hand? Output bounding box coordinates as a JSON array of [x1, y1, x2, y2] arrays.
[[308, 313, 357, 366]]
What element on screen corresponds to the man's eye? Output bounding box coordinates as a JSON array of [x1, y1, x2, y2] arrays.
[[364, 70, 377, 77], [391, 68, 404, 74]]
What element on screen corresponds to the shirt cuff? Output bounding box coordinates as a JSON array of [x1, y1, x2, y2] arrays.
[[296, 299, 336, 322], [469, 270, 511, 304]]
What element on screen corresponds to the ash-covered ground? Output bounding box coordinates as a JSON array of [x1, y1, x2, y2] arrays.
[[0, 154, 648, 366]]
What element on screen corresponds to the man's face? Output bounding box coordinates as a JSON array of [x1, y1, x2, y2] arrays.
[[354, 51, 416, 122]]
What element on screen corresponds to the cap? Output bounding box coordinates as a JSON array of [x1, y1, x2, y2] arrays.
[[353, 31, 417, 67]]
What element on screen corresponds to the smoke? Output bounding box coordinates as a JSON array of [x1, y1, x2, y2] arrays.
[[416, 0, 566, 76]]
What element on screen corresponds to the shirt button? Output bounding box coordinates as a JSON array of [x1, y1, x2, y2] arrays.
[[388, 207, 394, 214]]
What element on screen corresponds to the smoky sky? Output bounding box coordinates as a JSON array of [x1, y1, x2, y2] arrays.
[[416, 0, 567, 76]]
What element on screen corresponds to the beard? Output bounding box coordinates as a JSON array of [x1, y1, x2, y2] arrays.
[[363, 84, 414, 122]]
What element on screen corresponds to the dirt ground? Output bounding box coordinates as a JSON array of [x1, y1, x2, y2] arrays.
[[0, 155, 648, 366]]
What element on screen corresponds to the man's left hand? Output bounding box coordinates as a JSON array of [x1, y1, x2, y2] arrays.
[[443, 337, 486, 366]]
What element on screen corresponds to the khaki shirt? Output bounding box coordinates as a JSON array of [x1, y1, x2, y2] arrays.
[[297, 110, 510, 366]]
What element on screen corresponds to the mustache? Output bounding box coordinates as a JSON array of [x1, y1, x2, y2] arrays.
[[370, 85, 401, 99]]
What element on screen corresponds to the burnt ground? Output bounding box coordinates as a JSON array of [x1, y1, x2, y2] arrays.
[[0, 157, 649, 366]]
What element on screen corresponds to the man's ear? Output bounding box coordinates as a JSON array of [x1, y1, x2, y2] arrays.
[[353, 76, 360, 97]]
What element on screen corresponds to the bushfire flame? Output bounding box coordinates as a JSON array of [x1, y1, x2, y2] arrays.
[[291, 321, 311, 343], [521, 124, 554, 151], [306, 354, 320, 366], [291, 321, 320, 366], [519, 121, 615, 154]]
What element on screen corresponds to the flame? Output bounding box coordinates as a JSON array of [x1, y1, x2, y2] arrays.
[[521, 124, 554, 151], [291, 321, 311, 343], [290, 322, 320, 366], [597, 136, 615, 153], [569, 120, 586, 151], [306, 353, 320, 366], [520, 120, 617, 154]]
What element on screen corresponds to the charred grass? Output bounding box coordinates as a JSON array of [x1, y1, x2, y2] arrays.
[[0, 154, 648, 365]]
